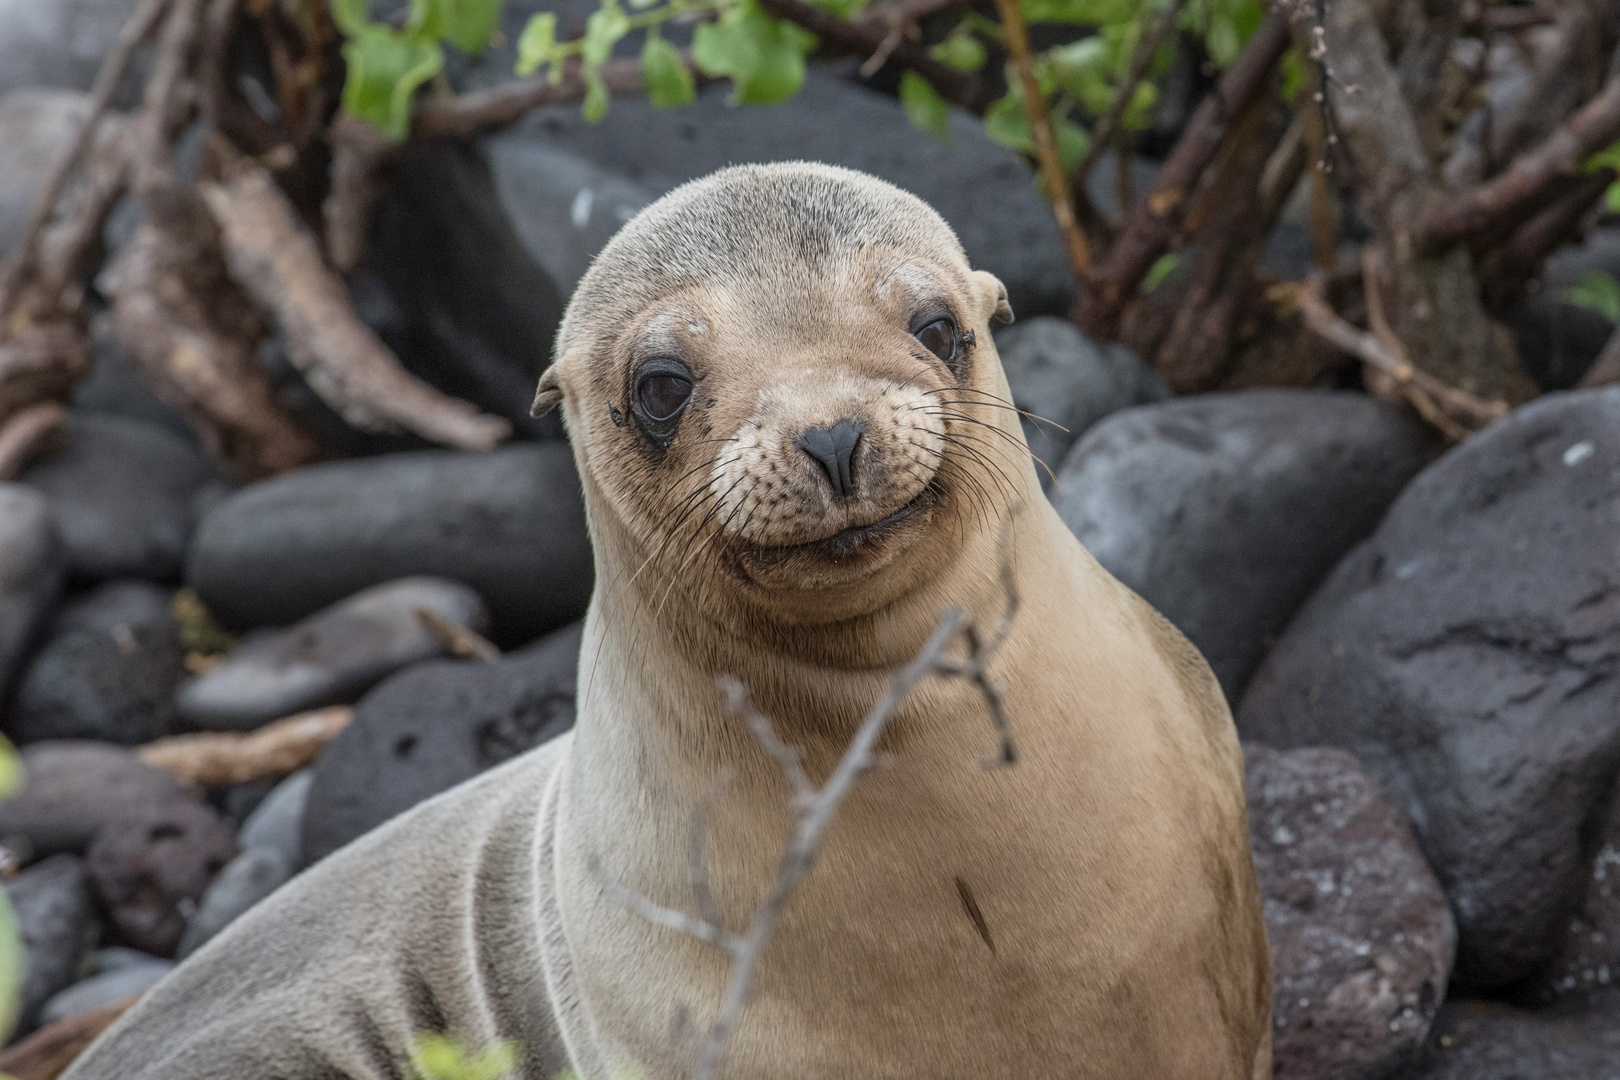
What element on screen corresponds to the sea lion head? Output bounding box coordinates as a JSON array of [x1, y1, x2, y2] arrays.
[[537, 162, 1024, 625]]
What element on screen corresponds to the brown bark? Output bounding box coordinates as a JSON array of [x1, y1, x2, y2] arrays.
[[96, 187, 321, 480], [1122, 92, 1293, 391], [1419, 68, 1620, 253], [0, 402, 67, 482], [323, 112, 400, 274], [1322, 0, 1528, 401], [201, 164, 512, 450], [138, 705, 353, 786], [0, 323, 91, 424], [1480, 168, 1615, 306], [1074, 11, 1292, 340], [0, 995, 141, 1080]]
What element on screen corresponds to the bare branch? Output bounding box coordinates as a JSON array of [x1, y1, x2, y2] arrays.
[[199, 164, 512, 450], [323, 112, 400, 274], [992, 0, 1094, 283], [1418, 67, 1620, 253], [1076, 11, 1292, 339], [719, 677, 816, 806], [412, 56, 657, 139], [137, 705, 354, 786], [0, 324, 91, 423], [0, 401, 67, 482], [0, 0, 169, 320], [1071, 0, 1188, 188], [1291, 273, 1507, 438], [590, 856, 745, 954], [414, 607, 501, 664]]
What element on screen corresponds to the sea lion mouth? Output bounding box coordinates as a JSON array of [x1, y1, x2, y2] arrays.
[[731, 483, 940, 567]]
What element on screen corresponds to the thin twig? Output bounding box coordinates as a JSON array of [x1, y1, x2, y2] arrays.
[[1071, 0, 1188, 187], [992, 0, 1093, 283], [414, 607, 501, 664], [0, 401, 66, 482], [0, 0, 170, 320], [1292, 273, 1507, 437]]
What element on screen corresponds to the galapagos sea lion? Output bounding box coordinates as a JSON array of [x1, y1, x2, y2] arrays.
[[63, 162, 1271, 1080]]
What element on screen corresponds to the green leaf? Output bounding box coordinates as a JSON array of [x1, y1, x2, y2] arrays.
[[1142, 252, 1179, 293], [692, 0, 808, 105], [1019, 0, 1135, 25], [982, 89, 1088, 172], [899, 71, 951, 144], [1280, 46, 1308, 102], [1586, 140, 1620, 173], [642, 33, 695, 107], [1183, 0, 1264, 68], [582, 63, 611, 121], [330, 0, 372, 37], [341, 25, 445, 141], [515, 12, 556, 76], [928, 27, 985, 73], [1564, 269, 1620, 323], [583, 1, 631, 65], [409, 1034, 522, 1080], [445, 0, 504, 53], [1608, 180, 1620, 214], [810, 0, 868, 19]]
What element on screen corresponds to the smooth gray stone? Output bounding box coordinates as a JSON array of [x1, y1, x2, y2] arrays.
[[236, 769, 311, 871], [39, 958, 173, 1027], [5, 853, 96, 1032], [176, 847, 290, 959], [187, 444, 590, 644], [95, 946, 162, 974], [992, 317, 1166, 488], [177, 577, 491, 731], [10, 580, 185, 746], [21, 414, 215, 582], [1240, 387, 1620, 991], [1409, 990, 1620, 1079], [1052, 390, 1437, 701], [0, 484, 63, 708], [0, 741, 199, 857], [302, 623, 580, 864]]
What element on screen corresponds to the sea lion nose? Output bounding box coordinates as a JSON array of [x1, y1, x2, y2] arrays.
[[797, 418, 864, 501]]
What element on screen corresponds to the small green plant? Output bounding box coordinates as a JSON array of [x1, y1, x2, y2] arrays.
[[1564, 269, 1620, 324], [331, 0, 504, 139], [409, 1033, 523, 1080], [0, 736, 27, 1047], [1586, 140, 1620, 215]]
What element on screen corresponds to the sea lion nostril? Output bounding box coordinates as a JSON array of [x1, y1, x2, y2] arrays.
[[797, 418, 865, 501]]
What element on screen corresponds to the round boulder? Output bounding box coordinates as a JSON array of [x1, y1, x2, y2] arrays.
[[0, 484, 63, 706], [86, 800, 237, 956], [21, 413, 215, 582], [176, 577, 490, 731], [302, 623, 580, 864], [187, 444, 590, 643], [1247, 745, 1454, 1080], [0, 741, 200, 857], [1051, 390, 1437, 700], [992, 316, 1166, 487], [4, 852, 97, 1033], [1240, 388, 1620, 990], [9, 580, 185, 745]]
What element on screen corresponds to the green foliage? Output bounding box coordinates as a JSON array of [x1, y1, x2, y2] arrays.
[[0, 738, 24, 1045], [984, 85, 1089, 173], [1584, 141, 1620, 214], [331, 0, 504, 140], [171, 588, 240, 657], [692, 0, 815, 105], [642, 32, 695, 106], [409, 1034, 523, 1080], [1565, 269, 1620, 323], [1279, 46, 1308, 103], [1142, 251, 1179, 292], [900, 71, 952, 144]]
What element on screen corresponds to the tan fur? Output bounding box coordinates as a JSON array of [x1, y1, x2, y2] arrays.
[[60, 163, 1270, 1080], [547, 163, 1272, 1078]]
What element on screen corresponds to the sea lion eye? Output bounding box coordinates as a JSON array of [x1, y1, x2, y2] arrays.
[[915, 317, 957, 362], [632, 358, 693, 431]]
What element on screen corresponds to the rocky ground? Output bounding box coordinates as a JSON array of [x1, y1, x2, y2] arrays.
[[1, 1, 1620, 1077]]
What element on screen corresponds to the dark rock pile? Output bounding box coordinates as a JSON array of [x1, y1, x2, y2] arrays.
[[0, 10, 1616, 1074]]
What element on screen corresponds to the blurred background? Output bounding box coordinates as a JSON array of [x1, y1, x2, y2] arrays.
[[0, 0, 1617, 1076]]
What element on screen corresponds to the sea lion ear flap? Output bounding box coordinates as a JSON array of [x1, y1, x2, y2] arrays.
[[531, 364, 564, 418], [974, 271, 1014, 326]]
